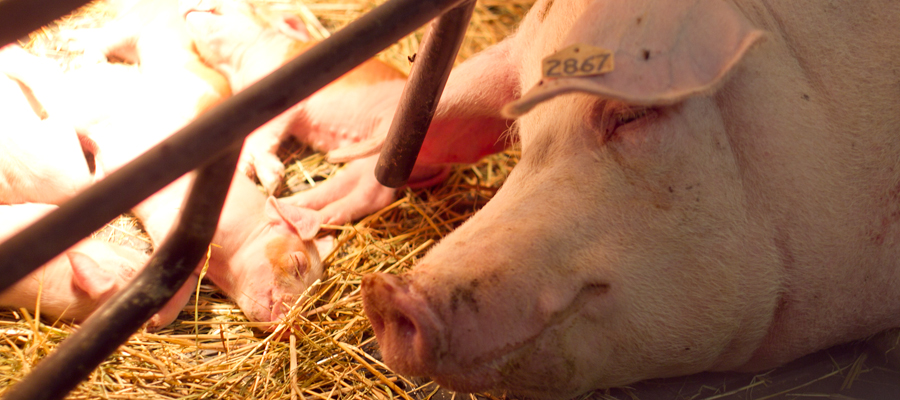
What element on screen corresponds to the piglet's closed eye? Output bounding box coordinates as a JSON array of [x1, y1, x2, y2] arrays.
[[264, 196, 323, 241]]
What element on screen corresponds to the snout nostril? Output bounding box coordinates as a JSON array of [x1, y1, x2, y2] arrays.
[[363, 274, 423, 349], [395, 314, 417, 340], [368, 309, 385, 333]]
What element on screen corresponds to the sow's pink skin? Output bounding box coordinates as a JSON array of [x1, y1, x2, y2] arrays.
[[179, 0, 467, 224], [359, 0, 900, 398], [0, 203, 149, 323]]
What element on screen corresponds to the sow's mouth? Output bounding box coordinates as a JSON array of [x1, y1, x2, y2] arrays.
[[362, 273, 608, 394]]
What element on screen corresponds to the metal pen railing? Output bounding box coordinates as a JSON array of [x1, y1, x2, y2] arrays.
[[0, 0, 475, 398]]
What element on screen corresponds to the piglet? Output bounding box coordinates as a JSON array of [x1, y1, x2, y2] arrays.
[[0, 45, 99, 204], [128, 169, 332, 329], [0, 42, 147, 135], [0, 203, 148, 322]]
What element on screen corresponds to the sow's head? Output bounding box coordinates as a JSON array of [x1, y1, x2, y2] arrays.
[[361, 0, 780, 398]]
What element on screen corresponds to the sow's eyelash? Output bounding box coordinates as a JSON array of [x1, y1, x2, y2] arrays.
[[615, 107, 651, 126], [589, 101, 654, 143]]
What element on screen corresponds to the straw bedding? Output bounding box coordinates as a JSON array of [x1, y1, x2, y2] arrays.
[[1, 2, 526, 399], [1, 1, 895, 399]]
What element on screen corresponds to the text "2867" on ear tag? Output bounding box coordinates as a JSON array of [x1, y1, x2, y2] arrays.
[[542, 44, 614, 78]]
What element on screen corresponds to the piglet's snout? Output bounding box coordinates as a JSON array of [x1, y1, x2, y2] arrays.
[[362, 273, 444, 377], [269, 296, 293, 324]]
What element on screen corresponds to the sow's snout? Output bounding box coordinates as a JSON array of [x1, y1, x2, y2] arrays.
[[362, 266, 616, 396], [361, 274, 444, 376], [359, 191, 621, 396], [361, 272, 510, 393]]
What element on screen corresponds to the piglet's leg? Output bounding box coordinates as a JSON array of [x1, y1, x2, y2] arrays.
[[146, 271, 199, 331], [281, 154, 396, 225], [240, 116, 291, 195]]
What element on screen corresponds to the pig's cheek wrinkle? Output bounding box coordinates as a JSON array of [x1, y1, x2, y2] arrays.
[[547, 282, 612, 326], [461, 282, 613, 373], [546, 282, 610, 326]]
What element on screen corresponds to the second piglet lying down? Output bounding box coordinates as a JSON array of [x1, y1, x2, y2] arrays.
[[0, 203, 149, 322], [85, 107, 332, 332], [180, 0, 509, 224], [179, 0, 418, 211], [85, 108, 331, 331], [124, 168, 333, 329]]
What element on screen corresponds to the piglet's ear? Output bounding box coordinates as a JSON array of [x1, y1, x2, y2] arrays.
[[265, 197, 323, 241], [314, 236, 335, 260], [504, 0, 765, 116], [264, 12, 312, 42], [68, 251, 116, 300]]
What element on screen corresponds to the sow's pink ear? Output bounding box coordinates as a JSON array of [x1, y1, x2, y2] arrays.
[[326, 37, 521, 165], [265, 196, 323, 241], [504, 0, 766, 116], [68, 251, 117, 300]]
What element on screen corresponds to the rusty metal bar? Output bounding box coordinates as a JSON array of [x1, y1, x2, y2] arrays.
[[2, 145, 242, 400], [375, 0, 476, 188], [0, 0, 94, 46], [0, 0, 468, 295]]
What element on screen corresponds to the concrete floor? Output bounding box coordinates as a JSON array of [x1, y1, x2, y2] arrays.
[[604, 341, 900, 400], [418, 334, 900, 400]]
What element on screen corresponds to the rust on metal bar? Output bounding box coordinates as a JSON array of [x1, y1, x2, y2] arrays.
[[2, 145, 242, 400], [375, 0, 476, 188], [0, 0, 467, 295]]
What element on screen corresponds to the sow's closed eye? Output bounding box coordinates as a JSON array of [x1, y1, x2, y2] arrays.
[[589, 100, 658, 143]]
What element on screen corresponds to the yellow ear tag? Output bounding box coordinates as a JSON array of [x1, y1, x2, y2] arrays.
[[542, 44, 614, 79]]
